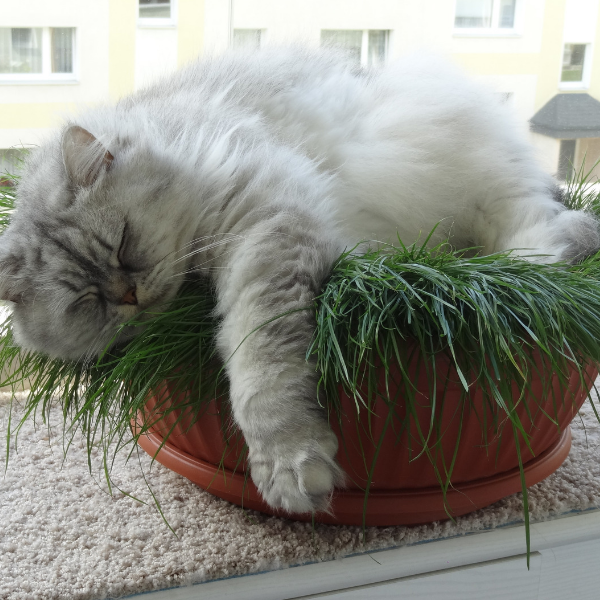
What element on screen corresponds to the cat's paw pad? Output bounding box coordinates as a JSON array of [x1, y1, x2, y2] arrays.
[[250, 431, 344, 514]]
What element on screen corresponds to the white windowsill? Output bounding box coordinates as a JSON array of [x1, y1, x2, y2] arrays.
[[0, 79, 79, 86], [137, 20, 177, 29], [126, 509, 600, 599], [559, 82, 590, 91], [453, 30, 521, 38]]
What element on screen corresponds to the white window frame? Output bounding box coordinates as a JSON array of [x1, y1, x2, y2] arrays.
[[559, 43, 593, 91], [138, 0, 177, 29], [0, 27, 78, 84], [321, 30, 390, 67], [453, 0, 522, 37]]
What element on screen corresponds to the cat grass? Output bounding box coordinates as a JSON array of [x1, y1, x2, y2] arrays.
[[2, 162, 600, 562]]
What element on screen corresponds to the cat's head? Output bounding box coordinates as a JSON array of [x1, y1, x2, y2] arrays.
[[0, 125, 193, 361]]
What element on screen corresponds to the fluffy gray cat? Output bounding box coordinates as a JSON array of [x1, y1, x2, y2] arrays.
[[1, 47, 597, 514]]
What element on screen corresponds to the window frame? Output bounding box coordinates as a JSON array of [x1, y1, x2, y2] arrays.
[[138, 0, 178, 29], [453, 0, 522, 38], [320, 29, 390, 67], [559, 43, 593, 91], [0, 26, 77, 84]]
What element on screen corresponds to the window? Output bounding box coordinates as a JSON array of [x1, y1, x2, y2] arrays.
[[51, 29, 74, 73], [0, 149, 26, 185], [138, 0, 176, 27], [233, 29, 262, 51], [0, 27, 75, 81], [454, 0, 517, 31], [320, 30, 389, 67], [561, 44, 587, 83], [139, 0, 171, 19]]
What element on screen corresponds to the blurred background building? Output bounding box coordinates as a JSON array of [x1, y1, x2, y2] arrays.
[[1, 0, 599, 181]]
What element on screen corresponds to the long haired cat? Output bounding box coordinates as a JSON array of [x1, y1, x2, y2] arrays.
[[1, 47, 597, 513]]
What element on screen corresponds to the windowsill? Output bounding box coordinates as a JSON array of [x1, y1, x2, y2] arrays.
[[137, 21, 177, 29], [559, 82, 590, 91], [0, 78, 79, 86], [453, 30, 521, 38]]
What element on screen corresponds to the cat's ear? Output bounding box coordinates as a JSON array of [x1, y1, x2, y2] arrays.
[[62, 125, 114, 187]]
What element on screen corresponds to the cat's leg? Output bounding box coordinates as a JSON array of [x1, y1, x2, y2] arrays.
[[212, 211, 344, 513], [497, 205, 600, 263], [467, 185, 600, 264]]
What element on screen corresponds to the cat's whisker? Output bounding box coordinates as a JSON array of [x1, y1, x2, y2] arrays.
[[159, 232, 245, 265], [77, 314, 124, 366], [169, 244, 243, 277], [169, 265, 233, 279], [168, 227, 330, 281], [171, 230, 295, 266], [78, 328, 110, 366], [172, 236, 245, 264], [6, 45, 600, 519]]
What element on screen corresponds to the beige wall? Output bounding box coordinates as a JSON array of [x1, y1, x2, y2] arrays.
[[135, 28, 179, 90], [3, 0, 600, 180], [210, 0, 575, 121], [178, 0, 205, 66], [0, 0, 206, 148], [224, 0, 546, 58], [134, 0, 206, 89], [215, 0, 600, 176], [204, 0, 231, 53], [109, 0, 137, 100], [588, 0, 600, 99], [0, 0, 111, 148], [575, 138, 600, 178]]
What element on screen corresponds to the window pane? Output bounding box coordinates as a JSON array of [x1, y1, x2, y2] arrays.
[[561, 43, 586, 82], [454, 0, 493, 28], [367, 30, 387, 67], [321, 30, 362, 65], [558, 140, 576, 180], [0, 149, 27, 180], [233, 29, 262, 50], [499, 0, 516, 28], [0, 28, 42, 73], [51, 28, 74, 73], [139, 0, 171, 19]]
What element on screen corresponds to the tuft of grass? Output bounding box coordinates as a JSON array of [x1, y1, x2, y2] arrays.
[[2, 160, 600, 560], [562, 156, 600, 213]]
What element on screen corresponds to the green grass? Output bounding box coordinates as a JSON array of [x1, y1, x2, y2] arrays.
[[2, 162, 600, 562]]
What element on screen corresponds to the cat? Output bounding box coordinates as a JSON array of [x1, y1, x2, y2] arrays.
[[0, 47, 598, 514]]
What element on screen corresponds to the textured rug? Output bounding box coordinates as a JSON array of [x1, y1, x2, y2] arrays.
[[2, 387, 600, 600]]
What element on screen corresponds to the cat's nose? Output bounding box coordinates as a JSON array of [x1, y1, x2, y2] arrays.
[[121, 287, 137, 305]]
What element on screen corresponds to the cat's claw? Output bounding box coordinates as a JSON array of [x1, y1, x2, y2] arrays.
[[249, 429, 344, 514]]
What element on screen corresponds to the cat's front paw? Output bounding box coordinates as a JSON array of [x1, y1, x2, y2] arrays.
[[249, 428, 344, 514]]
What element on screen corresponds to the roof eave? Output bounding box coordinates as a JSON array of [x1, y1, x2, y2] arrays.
[[529, 123, 600, 139]]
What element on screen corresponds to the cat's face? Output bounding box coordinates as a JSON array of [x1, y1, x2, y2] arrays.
[[0, 126, 192, 361]]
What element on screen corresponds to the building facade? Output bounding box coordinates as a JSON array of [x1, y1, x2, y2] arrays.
[[2, 0, 600, 181], [0, 0, 204, 177], [207, 0, 600, 179]]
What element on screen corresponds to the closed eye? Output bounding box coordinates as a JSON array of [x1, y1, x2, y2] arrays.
[[73, 287, 100, 306], [116, 222, 144, 272], [117, 222, 129, 268]]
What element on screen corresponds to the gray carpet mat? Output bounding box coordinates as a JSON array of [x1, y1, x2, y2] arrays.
[[1, 388, 600, 600]]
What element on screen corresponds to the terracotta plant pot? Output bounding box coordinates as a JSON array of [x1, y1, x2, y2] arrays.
[[136, 348, 598, 526]]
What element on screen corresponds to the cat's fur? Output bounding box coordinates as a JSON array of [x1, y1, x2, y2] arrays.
[[1, 47, 598, 513]]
